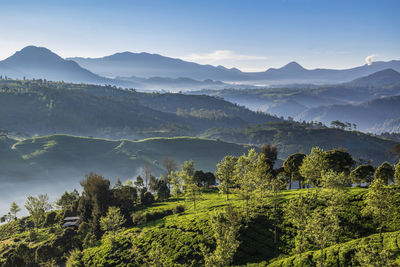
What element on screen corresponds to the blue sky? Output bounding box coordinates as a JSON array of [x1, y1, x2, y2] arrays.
[[1, 0, 399, 71]]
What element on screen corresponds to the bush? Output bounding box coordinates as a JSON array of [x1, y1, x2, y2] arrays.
[[173, 205, 185, 214], [44, 211, 58, 227], [131, 206, 184, 226]]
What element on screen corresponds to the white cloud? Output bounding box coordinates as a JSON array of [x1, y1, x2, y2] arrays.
[[183, 50, 268, 63], [365, 54, 376, 66], [181, 50, 269, 72]]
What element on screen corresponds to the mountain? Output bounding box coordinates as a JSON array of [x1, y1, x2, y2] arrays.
[[345, 68, 400, 87], [68, 52, 249, 81], [69, 49, 400, 84], [0, 46, 118, 85]]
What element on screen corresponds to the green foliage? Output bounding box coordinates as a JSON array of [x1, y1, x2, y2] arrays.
[[203, 205, 242, 266], [374, 161, 395, 184], [394, 159, 400, 185], [25, 194, 52, 230], [100, 207, 126, 241], [282, 153, 306, 189], [56, 190, 79, 210], [299, 147, 327, 187], [351, 164, 375, 185], [216, 155, 237, 200], [363, 179, 398, 236]]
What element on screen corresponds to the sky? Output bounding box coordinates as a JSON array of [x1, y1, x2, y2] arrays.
[[1, 0, 399, 71]]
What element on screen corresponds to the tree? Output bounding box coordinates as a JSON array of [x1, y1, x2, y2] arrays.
[[78, 173, 112, 238], [283, 153, 306, 189], [323, 149, 355, 176], [203, 205, 241, 267], [157, 180, 170, 201], [56, 190, 79, 209], [266, 176, 286, 244], [285, 193, 312, 265], [234, 149, 258, 221], [25, 194, 52, 230], [9, 202, 21, 220], [113, 178, 123, 189], [204, 172, 216, 187], [374, 162, 394, 185], [299, 147, 327, 189], [194, 170, 206, 187], [163, 157, 178, 176], [363, 178, 397, 239], [254, 153, 274, 202], [181, 160, 202, 209], [149, 175, 158, 192], [216, 156, 237, 200], [350, 164, 375, 185], [305, 206, 340, 267], [142, 163, 153, 188], [168, 171, 182, 197], [394, 159, 400, 185], [134, 176, 144, 188], [260, 144, 278, 169], [112, 185, 137, 219], [100, 206, 126, 242]]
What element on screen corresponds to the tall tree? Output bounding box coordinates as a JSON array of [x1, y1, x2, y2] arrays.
[[299, 147, 327, 189], [363, 178, 397, 239], [142, 163, 153, 189], [284, 193, 312, 265], [78, 173, 112, 238], [350, 164, 375, 185], [260, 144, 278, 169], [394, 159, 400, 185], [234, 149, 258, 221], [9, 202, 21, 220], [283, 153, 306, 189], [216, 156, 237, 200], [25, 194, 52, 230], [168, 171, 182, 197], [163, 157, 178, 176], [181, 160, 202, 209], [100, 206, 126, 242], [134, 176, 144, 188], [203, 205, 241, 267], [374, 162, 394, 185]]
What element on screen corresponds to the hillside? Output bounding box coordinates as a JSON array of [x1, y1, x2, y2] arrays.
[[2, 187, 400, 266], [297, 95, 400, 132], [0, 79, 279, 138], [0, 134, 252, 215], [200, 122, 399, 165]]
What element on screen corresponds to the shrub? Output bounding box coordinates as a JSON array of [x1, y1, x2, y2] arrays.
[[173, 205, 185, 214]]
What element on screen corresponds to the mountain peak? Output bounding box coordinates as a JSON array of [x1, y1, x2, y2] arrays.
[[4, 45, 63, 64], [281, 61, 305, 70]]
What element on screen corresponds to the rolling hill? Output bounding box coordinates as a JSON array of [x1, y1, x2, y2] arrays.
[[0, 79, 279, 138], [0, 134, 253, 215]]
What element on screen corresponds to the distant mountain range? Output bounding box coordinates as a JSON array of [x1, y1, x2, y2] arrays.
[[1, 46, 400, 88], [192, 69, 400, 133], [69, 50, 400, 84]]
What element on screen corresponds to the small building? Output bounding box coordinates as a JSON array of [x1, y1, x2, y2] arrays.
[[63, 216, 80, 228]]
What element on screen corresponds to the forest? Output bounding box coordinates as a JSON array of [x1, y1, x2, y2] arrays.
[[1, 145, 400, 266]]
